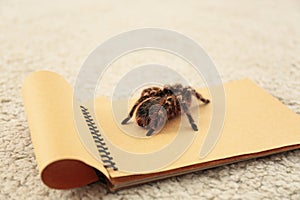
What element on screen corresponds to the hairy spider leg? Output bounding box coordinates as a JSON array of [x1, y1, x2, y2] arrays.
[[146, 97, 168, 136], [122, 87, 163, 125], [190, 87, 210, 104], [180, 99, 198, 131], [121, 95, 149, 124], [146, 129, 155, 136], [141, 87, 162, 97]]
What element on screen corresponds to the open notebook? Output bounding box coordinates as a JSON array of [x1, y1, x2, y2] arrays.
[[22, 71, 300, 191]]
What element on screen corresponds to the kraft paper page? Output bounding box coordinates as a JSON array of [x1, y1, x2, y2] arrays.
[[22, 71, 109, 180], [91, 79, 300, 178]]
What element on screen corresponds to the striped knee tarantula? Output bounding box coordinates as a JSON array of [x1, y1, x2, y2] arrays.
[[121, 84, 210, 136]]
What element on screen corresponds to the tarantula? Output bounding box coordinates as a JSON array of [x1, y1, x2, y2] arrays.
[[121, 84, 210, 136]]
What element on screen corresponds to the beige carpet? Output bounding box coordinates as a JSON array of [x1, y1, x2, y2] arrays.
[[1, 0, 300, 199]]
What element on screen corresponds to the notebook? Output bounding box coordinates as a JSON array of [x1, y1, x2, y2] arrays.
[[22, 70, 300, 191]]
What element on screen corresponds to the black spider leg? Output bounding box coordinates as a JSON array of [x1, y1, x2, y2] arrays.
[[121, 95, 149, 125], [146, 129, 155, 136], [179, 95, 198, 131], [190, 87, 210, 104], [146, 96, 168, 136]]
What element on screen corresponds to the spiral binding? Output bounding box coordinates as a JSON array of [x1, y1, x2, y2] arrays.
[[80, 105, 118, 171]]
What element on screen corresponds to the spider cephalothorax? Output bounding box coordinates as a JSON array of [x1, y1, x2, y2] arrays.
[[121, 84, 210, 136]]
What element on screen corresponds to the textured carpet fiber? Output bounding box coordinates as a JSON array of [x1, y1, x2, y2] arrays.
[[1, 0, 300, 199]]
